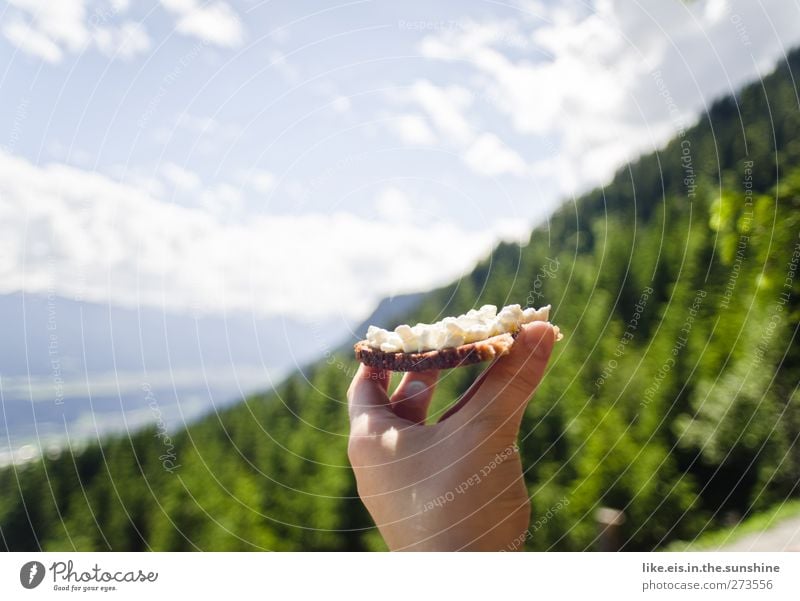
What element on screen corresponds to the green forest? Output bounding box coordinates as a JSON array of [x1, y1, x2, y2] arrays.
[[2, 48, 799, 552]]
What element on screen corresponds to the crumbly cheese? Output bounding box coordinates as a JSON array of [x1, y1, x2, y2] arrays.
[[366, 304, 552, 353]]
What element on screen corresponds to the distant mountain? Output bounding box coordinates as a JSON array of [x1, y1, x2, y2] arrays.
[[0, 292, 343, 379], [0, 292, 347, 460], [350, 292, 426, 340]]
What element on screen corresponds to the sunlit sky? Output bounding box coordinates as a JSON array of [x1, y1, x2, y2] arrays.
[[1, 0, 798, 321]]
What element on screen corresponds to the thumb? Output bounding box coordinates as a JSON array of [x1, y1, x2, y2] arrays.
[[390, 370, 439, 424], [445, 321, 556, 429]]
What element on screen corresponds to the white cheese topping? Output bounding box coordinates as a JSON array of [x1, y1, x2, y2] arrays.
[[365, 304, 552, 353]]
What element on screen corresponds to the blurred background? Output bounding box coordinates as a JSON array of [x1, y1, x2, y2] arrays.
[[1, 0, 799, 551]]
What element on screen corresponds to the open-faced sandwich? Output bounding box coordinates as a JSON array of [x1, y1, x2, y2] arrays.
[[354, 304, 561, 372]]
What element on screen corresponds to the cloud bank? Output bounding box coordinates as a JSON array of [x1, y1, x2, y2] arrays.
[[0, 149, 527, 320], [398, 0, 800, 192]]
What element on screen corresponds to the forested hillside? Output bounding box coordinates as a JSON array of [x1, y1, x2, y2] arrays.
[[2, 49, 799, 551]]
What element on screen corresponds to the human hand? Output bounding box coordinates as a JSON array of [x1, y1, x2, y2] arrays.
[[347, 321, 557, 551]]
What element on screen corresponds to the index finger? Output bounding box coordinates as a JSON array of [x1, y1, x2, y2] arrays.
[[347, 364, 393, 424]]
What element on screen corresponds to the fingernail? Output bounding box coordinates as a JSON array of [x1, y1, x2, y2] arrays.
[[533, 327, 555, 359], [405, 381, 427, 398]]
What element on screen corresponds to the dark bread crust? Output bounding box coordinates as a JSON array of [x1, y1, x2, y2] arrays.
[[354, 332, 518, 372]]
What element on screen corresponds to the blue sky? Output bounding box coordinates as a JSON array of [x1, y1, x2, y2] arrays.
[[1, 0, 798, 321]]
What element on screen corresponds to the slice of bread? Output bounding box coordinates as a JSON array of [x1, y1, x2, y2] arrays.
[[354, 331, 518, 372]]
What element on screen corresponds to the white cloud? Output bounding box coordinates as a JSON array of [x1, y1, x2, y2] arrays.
[[463, 133, 528, 177], [239, 169, 276, 195], [387, 113, 438, 145], [386, 80, 529, 178], [332, 96, 352, 113], [3, 0, 150, 62], [199, 182, 244, 217], [0, 149, 523, 320], [93, 21, 151, 60], [704, 0, 730, 24], [375, 187, 413, 222], [407, 80, 474, 144], [6, 0, 88, 50], [419, 17, 635, 190], [419, 0, 800, 194], [161, 0, 244, 47], [2, 18, 63, 63], [161, 162, 202, 190]]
